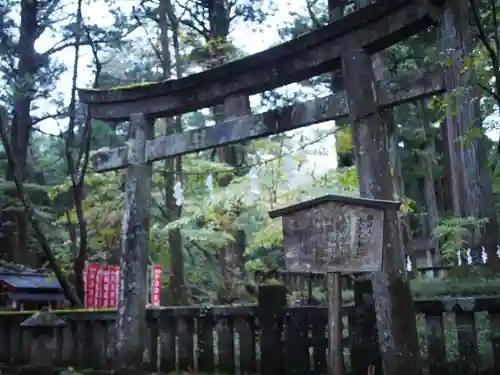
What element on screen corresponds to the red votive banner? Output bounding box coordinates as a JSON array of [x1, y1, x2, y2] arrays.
[[84, 263, 100, 309], [84, 263, 162, 309], [108, 265, 120, 308], [100, 266, 111, 308], [150, 264, 162, 306]]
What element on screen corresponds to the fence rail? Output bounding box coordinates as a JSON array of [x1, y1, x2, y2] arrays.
[[0, 296, 500, 375]]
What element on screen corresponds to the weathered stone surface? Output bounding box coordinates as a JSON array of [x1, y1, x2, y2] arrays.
[[78, 0, 442, 120], [114, 113, 154, 373], [341, 47, 423, 375], [20, 309, 67, 329], [20, 308, 66, 375], [92, 71, 443, 172]]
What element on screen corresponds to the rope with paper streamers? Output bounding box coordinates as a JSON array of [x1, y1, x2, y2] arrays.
[[171, 129, 338, 206], [405, 246, 500, 272]]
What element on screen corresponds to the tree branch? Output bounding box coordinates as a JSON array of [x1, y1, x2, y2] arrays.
[[133, 6, 164, 65], [306, 0, 322, 28], [65, 0, 97, 302], [40, 25, 137, 57], [32, 110, 68, 127], [32, 127, 64, 138], [176, 0, 210, 38], [491, 0, 500, 54], [478, 81, 500, 103], [470, 0, 500, 107]]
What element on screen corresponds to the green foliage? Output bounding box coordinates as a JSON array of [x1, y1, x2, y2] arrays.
[[263, 278, 283, 285], [411, 276, 500, 298], [335, 125, 352, 154], [340, 276, 500, 305], [433, 216, 490, 259]]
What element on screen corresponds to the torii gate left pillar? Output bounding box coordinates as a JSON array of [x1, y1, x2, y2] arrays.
[[115, 113, 154, 373]]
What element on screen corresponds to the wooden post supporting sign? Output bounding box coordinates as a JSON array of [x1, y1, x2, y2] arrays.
[[327, 272, 343, 375], [270, 195, 399, 375]]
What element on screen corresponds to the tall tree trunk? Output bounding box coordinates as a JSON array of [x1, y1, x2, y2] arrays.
[[3, 0, 39, 266], [159, 0, 188, 305], [371, 53, 404, 197], [439, 1, 499, 254], [416, 99, 440, 260], [439, 120, 454, 214], [207, 0, 248, 302], [66, 0, 91, 303]]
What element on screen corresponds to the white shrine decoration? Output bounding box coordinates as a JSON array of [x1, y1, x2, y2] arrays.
[[173, 180, 184, 206], [466, 248, 473, 265], [206, 173, 214, 202], [406, 256, 412, 272], [405, 246, 500, 273], [283, 153, 297, 190], [248, 168, 260, 202], [482, 246, 488, 264], [157, 149, 305, 204]]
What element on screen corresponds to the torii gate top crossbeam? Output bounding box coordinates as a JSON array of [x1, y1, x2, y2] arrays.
[[77, 0, 443, 121], [91, 70, 443, 172]]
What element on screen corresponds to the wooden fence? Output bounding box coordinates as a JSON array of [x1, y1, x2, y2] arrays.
[[0, 296, 500, 375], [252, 266, 453, 304]]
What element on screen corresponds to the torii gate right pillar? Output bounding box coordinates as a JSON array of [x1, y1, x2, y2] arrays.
[[341, 47, 424, 375]]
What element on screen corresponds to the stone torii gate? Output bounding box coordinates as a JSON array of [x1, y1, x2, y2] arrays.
[[78, 1, 447, 374]]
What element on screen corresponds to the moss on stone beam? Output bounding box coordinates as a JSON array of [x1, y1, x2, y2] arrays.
[[108, 81, 158, 91], [77, 81, 160, 93]]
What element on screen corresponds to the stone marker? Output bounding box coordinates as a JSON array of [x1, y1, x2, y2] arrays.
[[20, 307, 67, 375]]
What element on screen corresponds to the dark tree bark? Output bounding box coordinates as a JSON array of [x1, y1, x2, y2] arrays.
[[439, 1, 499, 252], [206, 0, 248, 302], [438, 119, 454, 214], [65, 0, 96, 302], [2, 0, 40, 266], [416, 99, 440, 258], [159, 0, 189, 305]]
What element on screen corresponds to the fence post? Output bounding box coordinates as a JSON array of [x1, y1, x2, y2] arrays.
[[348, 277, 383, 375], [20, 307, 67, 375], [258, 283, 287, 375]]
